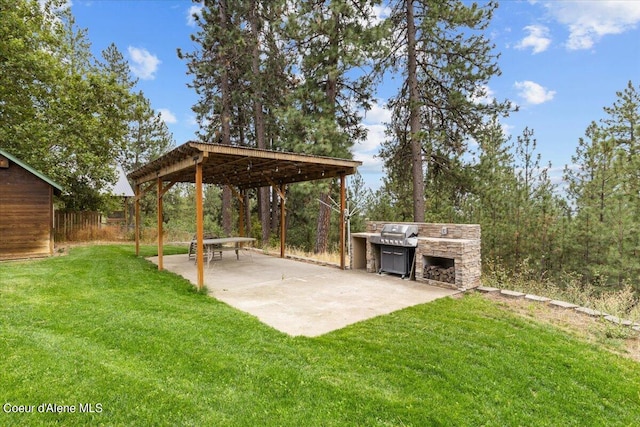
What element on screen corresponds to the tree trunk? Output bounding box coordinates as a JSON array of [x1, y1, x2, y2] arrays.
[[271, 186, 279, 236], [314, 8, 339, 253], [244, 191, 251, 236], [258, 187, 270, 243], [407, 0, 425, 222], [315, 191, 331, 253], [249, 1, 271, 244], [219, 0, 232, 235]]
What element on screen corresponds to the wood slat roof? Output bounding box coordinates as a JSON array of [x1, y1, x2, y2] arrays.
[[128, 142, 362, 189]]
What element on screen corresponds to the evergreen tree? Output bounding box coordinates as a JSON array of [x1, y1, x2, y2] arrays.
[[248, 1, 270, 244], [470, 117, 517, 265], [376, 115, 415, 221], [283, 0, 384, 253], [179, 0, 245, 234], [602, 81, 640, 286], [511, 127, 559, 272], [181, 1, 294, 238], [564, 122, 615, 278], [381, 0, 513, 221], [121, 91, 175, 174], [97, 43, 174, 174], [564, 82, 640, 287]]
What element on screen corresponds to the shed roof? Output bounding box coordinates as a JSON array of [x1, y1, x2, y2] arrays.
[[0, 148, 63, 196], [128, 142, 362, 189], [102, 164, 135, 197]]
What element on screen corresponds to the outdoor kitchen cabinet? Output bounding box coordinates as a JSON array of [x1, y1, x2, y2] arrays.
[[380, 245, 415, 278]]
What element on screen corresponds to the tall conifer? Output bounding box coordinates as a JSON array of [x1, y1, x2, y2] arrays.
[[381, 0, 513, 221]]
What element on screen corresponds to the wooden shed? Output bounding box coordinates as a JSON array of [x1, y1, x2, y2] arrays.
[[0, 149, 63, 260]]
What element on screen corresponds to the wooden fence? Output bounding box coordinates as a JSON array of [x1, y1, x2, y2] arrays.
[[54, 211, 103, 242]]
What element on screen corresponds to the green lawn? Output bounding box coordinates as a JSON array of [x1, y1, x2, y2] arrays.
[[1, 245, 638, 426]]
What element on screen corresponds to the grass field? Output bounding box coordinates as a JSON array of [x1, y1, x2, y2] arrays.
[[1, 245, 639, 426]]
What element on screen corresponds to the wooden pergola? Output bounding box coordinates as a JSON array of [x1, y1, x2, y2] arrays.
[[128, 142, 361, 289]]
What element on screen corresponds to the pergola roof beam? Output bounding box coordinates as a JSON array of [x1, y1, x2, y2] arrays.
[[128, 142, 361, 190]]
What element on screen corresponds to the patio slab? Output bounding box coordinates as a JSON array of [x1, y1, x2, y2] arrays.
[[148, 251, 459, 337]]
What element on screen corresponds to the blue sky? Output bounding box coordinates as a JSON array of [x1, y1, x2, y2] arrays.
[[71, 0, 640, 191]]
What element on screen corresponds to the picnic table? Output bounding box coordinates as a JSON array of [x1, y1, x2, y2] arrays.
[[189, 237, 256, 267]]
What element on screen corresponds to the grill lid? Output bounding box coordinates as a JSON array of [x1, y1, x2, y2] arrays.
[[381, 223, 418, 238], [369, 223, 419, 247]]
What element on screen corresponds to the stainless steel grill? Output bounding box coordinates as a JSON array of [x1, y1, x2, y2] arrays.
[[368, 224, 418, 247], [369, 224, 418, 278]]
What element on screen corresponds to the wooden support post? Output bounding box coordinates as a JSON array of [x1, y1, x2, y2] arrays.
[[135, 183, 140, 256], [280, 183, 286, 258], [157, 177, 164, 271], [340, 173, 346, 270], [195, 162, 204, 289]]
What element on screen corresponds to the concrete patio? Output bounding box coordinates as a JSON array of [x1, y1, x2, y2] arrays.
[[148, 251, 459, 337]]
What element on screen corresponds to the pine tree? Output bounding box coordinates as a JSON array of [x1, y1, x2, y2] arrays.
[[471, 117, 517, 265], [181, 1, 294, 239], [512, 127, 559, 272], [98, 44, 174, 173], [602, 81, 640, 287], [247, 1, 269, 243], [382, 0, 513, 221], [121, 92, 175, 173], [180, 0, 245, 234], [283, 0, 384, 253], [376, 113, 416, 221], [564, 122, 615, 278], [564, 83, 640, 287]]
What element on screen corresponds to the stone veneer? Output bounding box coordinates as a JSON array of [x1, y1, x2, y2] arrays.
[[352, 221, 481, 290]]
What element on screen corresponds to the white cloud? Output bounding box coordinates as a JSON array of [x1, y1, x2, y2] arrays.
[[351, 100, 391, 186], [548, 165, 568, 187], [542, 1, 640, 50], [359, 123, 386, 154], [372, 5, 392, 24], [469, 84, 496, 105], [127, 46, 161, 80], [363, 100, 392, 124], [516, 25, 551, 54], [186, 115, 198, 127], [501, 122, 515, 138], [187, 4, 203, 27], [158, 109, 177, 124], [514, 80, 556, 105]]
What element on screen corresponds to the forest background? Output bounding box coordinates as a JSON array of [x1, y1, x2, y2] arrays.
[[2, 0, 639, 292]]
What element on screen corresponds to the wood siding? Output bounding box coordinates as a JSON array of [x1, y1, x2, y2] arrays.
[[0, 162, 54, 260]]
